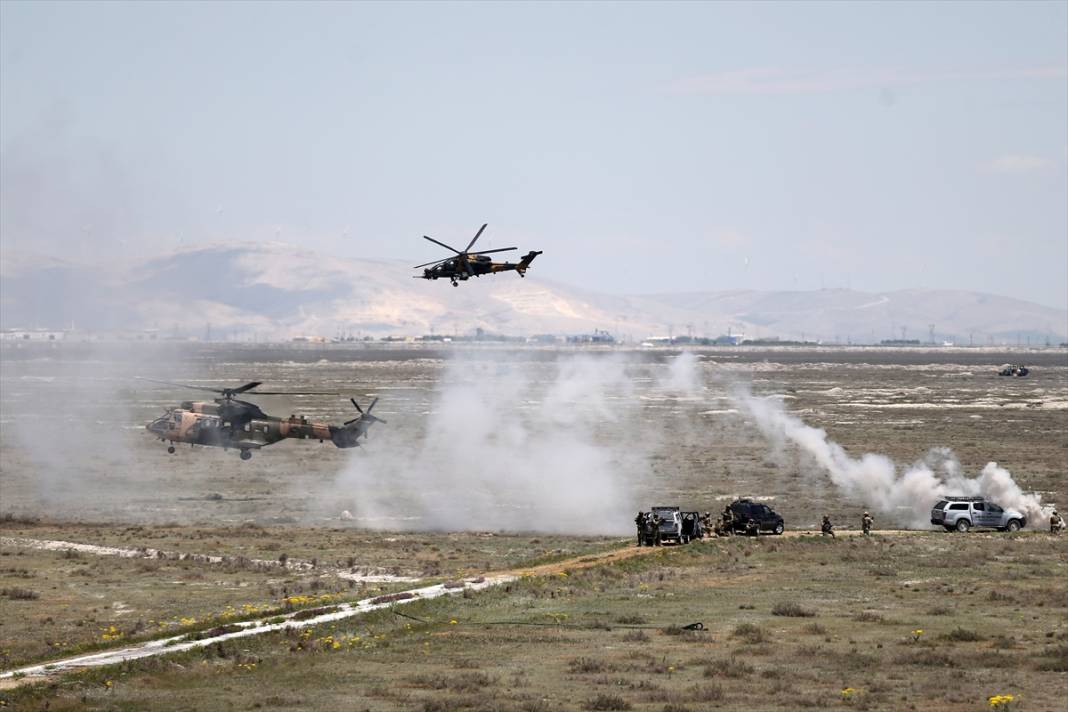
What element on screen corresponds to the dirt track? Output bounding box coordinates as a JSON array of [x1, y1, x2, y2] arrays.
[[0, 528, 938, 689]]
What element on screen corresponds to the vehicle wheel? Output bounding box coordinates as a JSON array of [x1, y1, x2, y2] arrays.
[[167, 445, 175, 454], [239, 450, 252, 461], [955, 519, 971, 533], [1006, 519, 1021, 532], [773, 522, 785, 535]]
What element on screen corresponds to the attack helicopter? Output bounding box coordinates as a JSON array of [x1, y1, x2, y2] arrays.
[[415, 223, 542, 286], [139, 378, 385, 460]]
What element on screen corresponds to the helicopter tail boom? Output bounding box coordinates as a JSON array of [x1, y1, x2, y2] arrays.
[[516, 250, 542, 273]]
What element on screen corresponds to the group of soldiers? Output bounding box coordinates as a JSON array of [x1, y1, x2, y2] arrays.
[[820, 512, 874, 538], [704, 505, 759, 537], [635, 507, 1065, 541], [634, 511, 665, 545]]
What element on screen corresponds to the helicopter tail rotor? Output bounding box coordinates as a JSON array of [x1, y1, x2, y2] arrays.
[[334, 397, 386, 447]]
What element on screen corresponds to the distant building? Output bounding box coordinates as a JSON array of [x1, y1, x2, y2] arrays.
[[1, 328, 65, 341], [566, 330, 615, 344]]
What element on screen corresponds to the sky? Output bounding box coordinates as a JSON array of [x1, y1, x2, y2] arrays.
[[1, 1, 1066, 308]]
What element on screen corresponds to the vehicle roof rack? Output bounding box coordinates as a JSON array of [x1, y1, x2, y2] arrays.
[[941, 496, 985, 502]]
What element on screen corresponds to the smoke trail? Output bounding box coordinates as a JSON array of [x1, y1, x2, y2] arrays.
[[330, 354, 647, 535], [733, 386, 1052, 527]]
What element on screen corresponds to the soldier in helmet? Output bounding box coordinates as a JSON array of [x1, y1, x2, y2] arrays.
[[650, 512, 663, 546], [745, 517, 759, 537], [1051, 510, 1065, 534], [635, 511, 646, 546], [721, 505, 735, 536], [700, 511, 713, 539], [861, 511, 874, 535], [821, 515, 835, 538]]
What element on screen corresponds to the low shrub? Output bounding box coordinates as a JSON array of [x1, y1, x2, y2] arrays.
[[772, 602, 815, 618], [702, 657, 754, 678], [731, 622, 767, 644], [939, 627, 985, 642], [584, 694, 632, 710]]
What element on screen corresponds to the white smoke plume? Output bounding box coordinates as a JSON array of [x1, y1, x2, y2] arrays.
[[734, 386, 1053, 528], [657, 350, 703, 396], [330, 354, 647, 534]]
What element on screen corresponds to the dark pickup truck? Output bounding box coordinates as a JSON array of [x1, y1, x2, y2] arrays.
[[728, 499, 785, 535]]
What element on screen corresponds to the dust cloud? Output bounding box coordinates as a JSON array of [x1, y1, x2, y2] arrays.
[[331, 354, 649, 535], [0, 343, 176, 513], [733, 386, 1053, 527]]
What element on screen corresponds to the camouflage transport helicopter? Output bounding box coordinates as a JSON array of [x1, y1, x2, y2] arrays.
[[139, 378, 385, 460], [415, 223, 542, 286]]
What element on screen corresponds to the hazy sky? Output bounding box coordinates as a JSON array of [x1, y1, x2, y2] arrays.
[[2, 1, 1066, 307]]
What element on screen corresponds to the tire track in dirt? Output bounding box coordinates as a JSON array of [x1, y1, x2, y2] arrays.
[[0, 536, 421, 583], [0, 541, 665, 687], [0, 530, 954, 689]]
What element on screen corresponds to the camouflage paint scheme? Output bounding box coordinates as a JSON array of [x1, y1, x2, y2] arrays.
[[146, 398, 380, 459]]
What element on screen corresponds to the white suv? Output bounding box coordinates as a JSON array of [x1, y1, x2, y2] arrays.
[[931, 497, 1026, 532]]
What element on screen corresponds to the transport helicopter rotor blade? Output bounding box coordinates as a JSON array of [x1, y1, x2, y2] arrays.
[[136, 377, 224, 394]]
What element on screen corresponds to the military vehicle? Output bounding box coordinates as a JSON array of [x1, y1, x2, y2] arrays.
[[680, 511, 705, 541], [140, 378, 385, 460], [998, 364, 1030, 377], [726, 499, 785, 535], [415, 223, 542, 286]]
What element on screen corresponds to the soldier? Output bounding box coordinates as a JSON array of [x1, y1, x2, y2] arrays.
[[635, 511, 646, 546], [821, 515, 835, 538], [651, 513, 663, 546], [722, 505, 735, 535], [745, 517, 759, 537], [1051, 510, 1065, 534], [700, 511, 712, 539], [861, 511, 874, 535]]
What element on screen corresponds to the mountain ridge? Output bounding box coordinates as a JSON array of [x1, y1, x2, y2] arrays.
[[2, 243, 1064, 343]]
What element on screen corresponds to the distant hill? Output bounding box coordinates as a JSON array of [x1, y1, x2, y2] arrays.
[[2, 243, 1065, 344]]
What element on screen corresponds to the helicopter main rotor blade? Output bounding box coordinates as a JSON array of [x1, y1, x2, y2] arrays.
[[422, 235, 462, 254], [367, 397, 378, 412], [245, 390, 341, 396], [467, 247, 517, 256], [463, 223, 488, 253], [351, 398, 364, 413], [136, 377, 224, 394], [414, 256, 457, 269], [230, 381, 263, 394]]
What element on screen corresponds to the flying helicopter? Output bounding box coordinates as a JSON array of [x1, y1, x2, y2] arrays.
[[415, 223, 542, 286], [139, 378, 385, 460]]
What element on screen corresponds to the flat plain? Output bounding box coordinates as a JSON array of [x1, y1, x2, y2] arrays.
[[1, 344, 1065, 710]]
